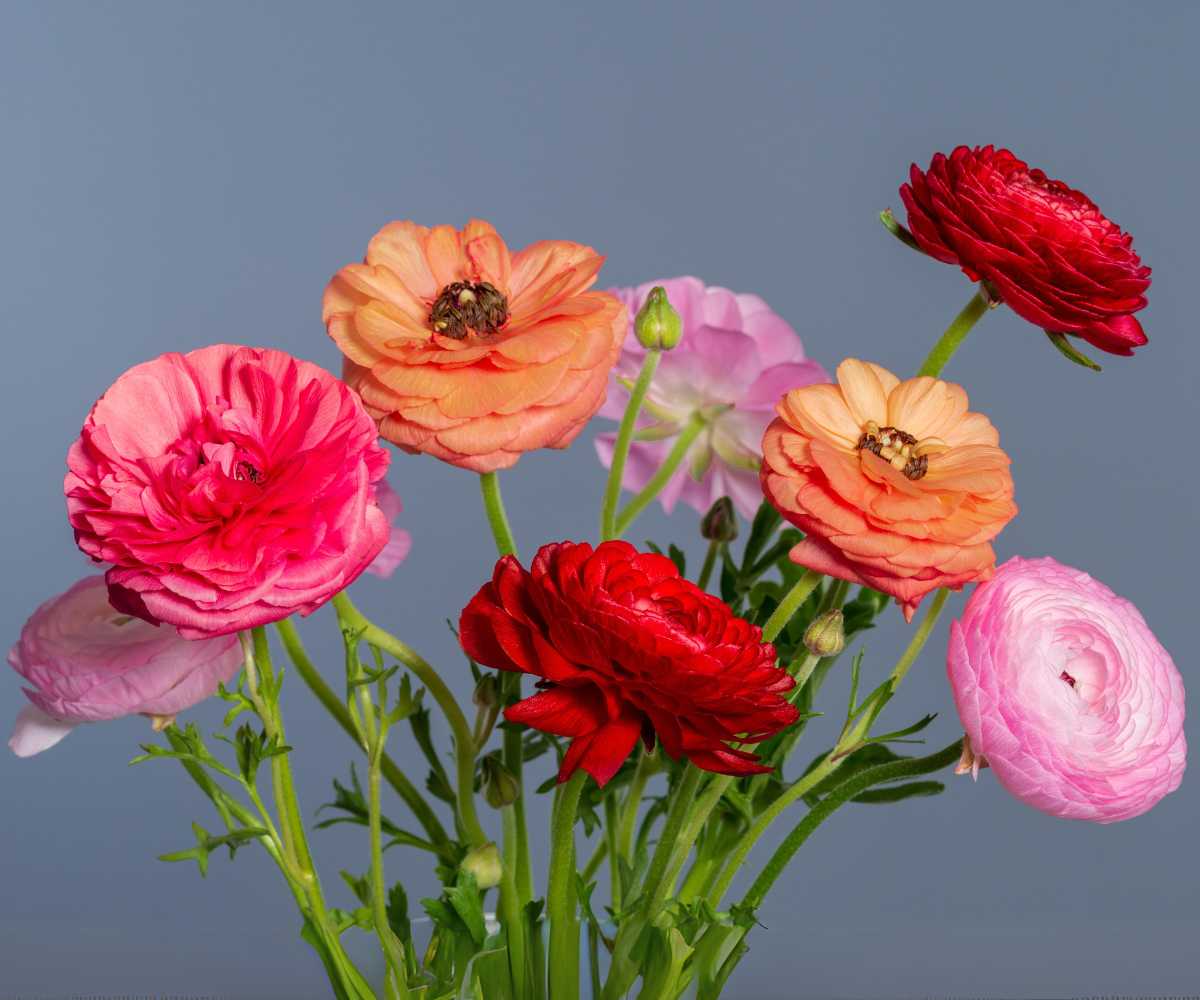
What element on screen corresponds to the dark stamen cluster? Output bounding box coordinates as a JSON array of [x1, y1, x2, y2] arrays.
[[429, 281, 509, 340], [856, 425, 929, 481]]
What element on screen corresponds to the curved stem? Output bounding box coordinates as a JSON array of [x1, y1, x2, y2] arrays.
[[547, 770, 588, 1000], [479, 471, 518, 558], [696, 540, 720, 591], [275, 619, 451, 851], [614, 411, 706, 538], [741, 739, 963, 909], [761, 570, 821, 644], [916, 288, 990, 378], [889, 587, 950, 688], [602, 350, 662, 540], [616, 748, 655, 863], [331, 593, 488, 849]]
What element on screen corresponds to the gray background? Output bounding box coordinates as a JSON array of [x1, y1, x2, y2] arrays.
[[1, 2, 1196, 997]]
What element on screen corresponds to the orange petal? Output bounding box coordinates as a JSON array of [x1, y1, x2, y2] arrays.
[[365, 221, 439, 300], [836, 359, 896, 427]]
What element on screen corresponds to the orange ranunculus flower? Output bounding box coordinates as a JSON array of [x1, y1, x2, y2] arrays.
[[761, 359, 1017, 620], [323, 220, 627, 473]]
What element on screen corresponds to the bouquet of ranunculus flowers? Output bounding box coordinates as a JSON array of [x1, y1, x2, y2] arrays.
[[10, 147, 1185, 999]]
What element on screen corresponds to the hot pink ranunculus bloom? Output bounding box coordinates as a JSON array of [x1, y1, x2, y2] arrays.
[[65, 345, 391, 637], [596, 277, 828, 520], [947, 556, 1186, 823], [8, 575, 243, 756]]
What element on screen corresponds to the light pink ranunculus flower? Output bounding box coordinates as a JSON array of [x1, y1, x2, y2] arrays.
[[65, 345, 391, 637], [8, 576, 242, 756], [947, 556, 1186, 823], [366, 480, 412, 579], [596, 277, 828, 520]]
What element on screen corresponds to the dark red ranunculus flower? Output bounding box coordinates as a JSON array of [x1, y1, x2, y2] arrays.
[[459, 540, 798, 785], [900, 145, 1151, 356]]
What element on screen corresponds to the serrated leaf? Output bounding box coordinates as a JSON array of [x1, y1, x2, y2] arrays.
[[446, 872, 487, 946]]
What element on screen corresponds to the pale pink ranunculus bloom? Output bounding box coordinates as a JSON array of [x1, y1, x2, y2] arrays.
[[8, 575, 243, 756], [366, 480, 412, 579], [65, 345, 391, 638], [947, 556, 1186, 823], [595, 277, 828, 520]]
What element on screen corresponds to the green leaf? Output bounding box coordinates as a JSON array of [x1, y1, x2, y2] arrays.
[[879, 208, 922, 252], [446, 872, 487, 946], [409, 706, 456, 804], [667, 544, 687, 577], [866, 713, 938, 745], [852, 780, 945, 804], [741, 500, 782, 569], [158, 821, 268, 876], [1045, 330, 1102, 372]]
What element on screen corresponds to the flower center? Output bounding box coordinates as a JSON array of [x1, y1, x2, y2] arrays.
[[429, 281, 509, 340], [856, 421, 947, 481]]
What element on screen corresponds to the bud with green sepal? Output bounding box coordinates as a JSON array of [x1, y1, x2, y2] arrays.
[[634, 285, 683, 350]]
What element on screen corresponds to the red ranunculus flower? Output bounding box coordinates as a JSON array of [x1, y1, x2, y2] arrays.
[[900, 145, 1151, 356], [459, 540, 798, 785]]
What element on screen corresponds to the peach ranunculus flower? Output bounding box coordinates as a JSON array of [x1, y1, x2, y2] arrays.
[[761, 359, 1017, 620], [323, 219, 627, 473]]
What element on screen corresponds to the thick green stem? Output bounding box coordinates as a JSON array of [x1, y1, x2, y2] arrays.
[[547, 771, 588, 1000], [498, 806, 530, 1000], [614, 412, 706, 538], [332, 593, 487, 849], [616, 748, 655, 863], [479, 471, 518, 558], [916, 288, 990, 378], [602, 350, 662, 540], [275, 619, 451, 851], [761, 570, 821, 644]]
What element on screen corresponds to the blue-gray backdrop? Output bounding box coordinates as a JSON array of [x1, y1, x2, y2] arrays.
[[2, 2, 1196, 998]]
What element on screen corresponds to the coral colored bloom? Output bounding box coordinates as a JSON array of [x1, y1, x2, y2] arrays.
[[323, 219, 626, 473], [459, 540, 798, 785], [761, 359, 1017, 620], [365, 480, 412, 579], [596, 277, 828, 520], [65, 345, 391, 638], [900, 145, 1151, 356], [947, 557, 1186, 822], [8, 576, 242, 756]]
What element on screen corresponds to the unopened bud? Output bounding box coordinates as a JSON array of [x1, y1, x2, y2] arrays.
[[473, 674, 499, 710], [480, 753, 520, 809], [802, 609, 845, 657], [460, 842, 503, 890], [700, 497, 738, 542], [634, 286, 682, 350]]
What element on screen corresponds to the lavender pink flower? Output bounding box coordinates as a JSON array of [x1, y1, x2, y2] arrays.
[[947, 556, 1186, 823], [596, 277, 827, 520], [65, 345, 392, 637], [8, 576, 242, 756]]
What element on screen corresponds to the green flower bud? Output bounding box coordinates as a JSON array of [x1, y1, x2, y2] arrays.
[[700, 497, 738, 543], [634, 286, 683, 350], [473, 673, 499, 710], [480, 753, 520, 809], [803, 609, 845, 657], [460, 842, 503, 890]]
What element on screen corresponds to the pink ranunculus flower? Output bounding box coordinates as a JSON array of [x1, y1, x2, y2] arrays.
[[596, 277, 828, 520], [65, 345, 391, 638], [8, 576, 243, 756], [947, 556, 1186, 823]]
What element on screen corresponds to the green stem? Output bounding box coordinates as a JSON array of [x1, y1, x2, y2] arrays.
[[499, 806, 531, 1000], [479, 471, 518, 558], [761, 570, 821, 644], [696, 540, 720, 591], [602, 350, 662, 540], [889, 587, 950, 688], [361, 683, 410, 1000], [242, 630, 372, 1000], [616, 749, 656, 863], [654, 773, 730, 907], [916, 288, 990, 378], [706, 752, 840, 908], [275, 619, 451, 852], [332, 593, 488, 849], [547, 770, 588, 1000], [741, 739, 963, 909], [604, 793, 622, 912], [614, 411, 706, 538]]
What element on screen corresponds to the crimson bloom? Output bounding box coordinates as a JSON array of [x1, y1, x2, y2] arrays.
[[459, 540, 797, 785], [66, 345, 390, 637], [900, 145, 1151, 356]]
